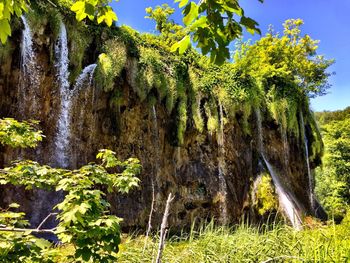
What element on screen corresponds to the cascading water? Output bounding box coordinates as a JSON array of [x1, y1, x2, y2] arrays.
[[256, 109, 302, 229], [263, 157, 302, 230], [54, 22, 71, 168], [73, 64, 97, 93], [300, 112, 314, 211], [19, 16, 40, 116], [217, 103, 228, 223]]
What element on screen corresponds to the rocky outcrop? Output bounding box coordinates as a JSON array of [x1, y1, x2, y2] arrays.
[[0, 19, 322, 230]]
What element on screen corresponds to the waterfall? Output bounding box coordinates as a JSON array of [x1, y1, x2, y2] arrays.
[[263, 157, 302, 230], [217, 103, 228, 223], [54, 22, 71, 168], [300, 112, 314, 211], [256, 109, 302, 229], [19, 16, 40, 116], [72, 64, 97, 93]]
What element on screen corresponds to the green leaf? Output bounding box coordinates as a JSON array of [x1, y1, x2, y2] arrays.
[[9, 203, 20, 208], [70, 1, 85, 12], [179, 35, 191, 54], [183, 2, 198, 26], [0, 3, 4, 19], [190, 16, 207, 29], [175, 0, 190, 8], [240, 16, 260, 35], [0, 19, 11, 44]]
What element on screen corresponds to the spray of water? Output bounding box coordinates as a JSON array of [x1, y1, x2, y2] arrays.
[[256, 108, 302, 229]]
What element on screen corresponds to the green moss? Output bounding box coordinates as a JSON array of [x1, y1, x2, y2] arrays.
[[307, 110, 324, 161], [254, 174, 278, 216], [177, 99, 188, 145], [240, 102, 252, 135], [204, 100, 219, 134], [165, 76, 177, 113], [95, 40, 127, 92], [66, 22, 93, 82]]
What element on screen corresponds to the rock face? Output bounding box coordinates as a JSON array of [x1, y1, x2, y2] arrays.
[[0, 20, 321, 230]]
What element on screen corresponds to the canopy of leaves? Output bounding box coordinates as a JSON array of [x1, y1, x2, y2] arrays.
[[1, 0, 262, 64], [234, 19, 334, 98], [0, 148, 141, 262], [173, 0, 263, 64], [0, 119, 141, 262]]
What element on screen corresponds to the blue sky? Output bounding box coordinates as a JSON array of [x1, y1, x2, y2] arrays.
[[111, 0, 349, 112]]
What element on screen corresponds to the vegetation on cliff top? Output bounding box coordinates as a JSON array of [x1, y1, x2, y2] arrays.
[[0, 0, 264, 64], [1, 3, 333, 148]]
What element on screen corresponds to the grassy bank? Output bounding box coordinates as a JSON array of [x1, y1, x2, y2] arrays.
[[118, 218, 350, 262]]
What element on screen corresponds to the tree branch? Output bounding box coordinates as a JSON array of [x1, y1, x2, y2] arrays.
[[155, 193, 174, 263], [0, 227, 56, 234], [143, 180, 155, 253], [36, 212, 58, 230]]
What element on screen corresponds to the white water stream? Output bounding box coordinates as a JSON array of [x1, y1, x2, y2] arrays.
[[217, 103, 228, 223], [54, 22, 71, 168], [256, 109, 302, 229], [19, 16, 40, 115], [300, 112, 314, 211]]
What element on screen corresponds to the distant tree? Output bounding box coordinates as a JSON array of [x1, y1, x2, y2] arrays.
[[315, 110, 350, 220]]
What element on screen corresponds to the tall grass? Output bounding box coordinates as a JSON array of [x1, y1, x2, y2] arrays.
[[118, 219, 350, 263]]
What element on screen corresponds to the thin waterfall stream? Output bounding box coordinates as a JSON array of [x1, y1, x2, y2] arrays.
[[19, 16, 40, 116], [300, 112, 314, 211], [217, 103, 228, 223], [73, 64, 97, 92], [54, 22, 71, 168], [256, 109, 302, 229], [54, 20, 97, 168]]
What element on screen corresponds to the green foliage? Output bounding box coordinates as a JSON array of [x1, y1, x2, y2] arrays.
[[0, 149, 141, 262], [145, 4, 185, 48], [234, 19, 333, 134], [70, 0, 117, 26], [177, 98, 188, 145], [173, 0, 263, 64], [0, 0, 28, 43], [315, 108, 350, 220], [254, 174, 278, 216], [96, 40, 126, 92], [66, 21, 93, 82], [0, 119, 141, 262], [1, 0, 263, 65], [0, 118, 43, 148], [0, 205, 55, 262]]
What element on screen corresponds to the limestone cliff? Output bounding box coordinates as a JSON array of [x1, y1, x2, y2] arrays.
[[0, 14, 326, 230]]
